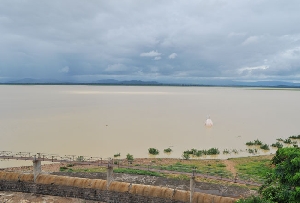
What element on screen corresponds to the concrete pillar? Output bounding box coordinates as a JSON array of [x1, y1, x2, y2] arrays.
[[33, 160, 41, 182], [107, 165, 114, 189], [190, 174, 196, 202]]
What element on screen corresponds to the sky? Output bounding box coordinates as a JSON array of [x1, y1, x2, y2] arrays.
[[1, 0, 300, 84]]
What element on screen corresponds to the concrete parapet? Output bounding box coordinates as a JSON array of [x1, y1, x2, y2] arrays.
[[0, 171, 237, 203]]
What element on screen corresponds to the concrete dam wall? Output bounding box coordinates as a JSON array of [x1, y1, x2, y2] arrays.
[[0, 171, 236, 203]]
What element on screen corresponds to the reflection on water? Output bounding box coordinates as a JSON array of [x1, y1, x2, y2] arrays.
[[0, 85, 300, 168]]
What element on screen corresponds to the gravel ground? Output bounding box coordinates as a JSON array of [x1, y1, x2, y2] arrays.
[[0, 191, 104, 203]]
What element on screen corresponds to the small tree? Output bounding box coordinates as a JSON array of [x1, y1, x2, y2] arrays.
[[126, 153, 134, 163], [182, 152, 190, 160]]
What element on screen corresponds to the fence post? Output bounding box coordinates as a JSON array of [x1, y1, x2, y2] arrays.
[[190, 169, 196, 203], [107, 159, 114, 189]]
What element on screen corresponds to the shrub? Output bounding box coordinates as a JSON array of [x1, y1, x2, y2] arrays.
[[207, 148, 220, 155], [246, 139, 263, 146], [163, 148, 172, 153], [283, 138, 292, 144], [223, 149, 230, 154], [247, 149, 258, 154], [114, 153, 120, 157], [260, 144, 270, 150], [126, 153, 134, 162], [271, 142, 283, 148], [194, 150, 203, 157], [289, 134, 300, 139], [148, 148, 159, 155], [232, 149, 239, 154], [182, 152, 190, 160], [76, 156, 85, 162]]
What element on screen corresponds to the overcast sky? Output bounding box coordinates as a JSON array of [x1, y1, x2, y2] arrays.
[[1, 0, 300, 83]]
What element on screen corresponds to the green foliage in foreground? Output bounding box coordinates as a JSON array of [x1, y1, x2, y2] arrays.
[[237, 147, 300, 203], [113, 168, 162, 177]]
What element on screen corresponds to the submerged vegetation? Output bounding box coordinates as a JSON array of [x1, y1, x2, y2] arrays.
[[246, 139, 263, 146], [289, 134, 300, 139], [163, 148, 172, 153], [114, 153, 120, 158], [148, 148, 159, 155], [260, 144, 270, 150], [271, 142, 283, 148]]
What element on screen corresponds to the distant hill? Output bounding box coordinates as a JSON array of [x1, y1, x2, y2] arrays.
[[93, 79, 160, 85], [6, 78, 63, 84], [1, 78, 300, 87]]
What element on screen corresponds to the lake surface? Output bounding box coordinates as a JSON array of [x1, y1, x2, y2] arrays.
[[1, 85, 299, 168]]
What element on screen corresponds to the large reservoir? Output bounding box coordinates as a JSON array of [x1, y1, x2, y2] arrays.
[[1, 85, 299, 167]]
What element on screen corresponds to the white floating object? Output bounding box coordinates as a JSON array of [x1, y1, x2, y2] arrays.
[[205, 116, 213, 127]]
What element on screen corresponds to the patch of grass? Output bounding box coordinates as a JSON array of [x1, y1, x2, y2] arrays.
[[69, 167, 107, 173], [216, 164, 226, 167], [114, 168, 162, 177], [59, 166, 68, 171], [229, 155, 273, 182]]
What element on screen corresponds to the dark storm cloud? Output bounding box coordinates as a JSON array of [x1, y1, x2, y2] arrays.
[[0, 0, 300, 82]]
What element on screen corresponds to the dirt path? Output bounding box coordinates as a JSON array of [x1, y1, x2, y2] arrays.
[[223, 160, 237, 176]]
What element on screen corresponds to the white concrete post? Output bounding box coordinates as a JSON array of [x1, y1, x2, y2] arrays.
[[107, 165, 113, 189], [33, 160, 41, 182], [190, 170, 196, 203]]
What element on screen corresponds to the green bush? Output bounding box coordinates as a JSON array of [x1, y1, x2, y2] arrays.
[[289, 134, 300, 139], [114, 153, 120, 157], [206, 148, 220, 155], [163, 148, 172, 153], [182, 152, 190, 160], [271, 142, 283, 148], [126, 153, 134, 162], [283, 138, 292, 144], [246, 139, 263, 146], [223, 149, 230, 154], [260, 144, 270, 150], [148, 148, 159, 155], [247, 149, 258, 154]]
